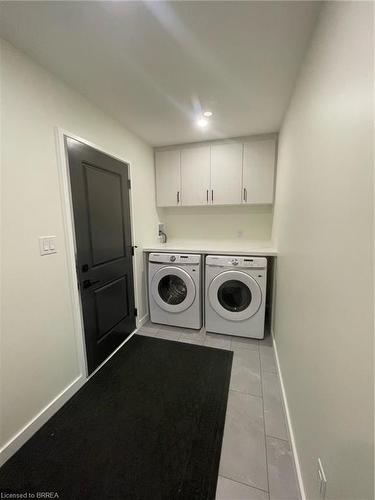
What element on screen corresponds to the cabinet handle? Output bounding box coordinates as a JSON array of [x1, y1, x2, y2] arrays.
[[211, 189, 214, 202], [177, 191, 180, 204], [206, 189, 209, 203], [243, 187, 247, 202]]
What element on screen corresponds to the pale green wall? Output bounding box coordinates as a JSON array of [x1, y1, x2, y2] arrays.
[[1, 40, 159, 449], [273, 3, 374, 499]]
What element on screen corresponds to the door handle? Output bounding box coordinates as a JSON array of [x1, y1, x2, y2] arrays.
[[177, 191, 180, 204], [82, 279, 100, 289], [243, 187, 247, 202], [131, 245, 138, 256]]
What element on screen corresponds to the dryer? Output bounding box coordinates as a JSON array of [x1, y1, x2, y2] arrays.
[[205, 255, 267, 339], [148, 253, 202, 329]]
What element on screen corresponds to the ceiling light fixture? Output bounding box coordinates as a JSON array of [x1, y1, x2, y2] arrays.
[[203, 111, 213, 117], [197, 117, 209, 128]]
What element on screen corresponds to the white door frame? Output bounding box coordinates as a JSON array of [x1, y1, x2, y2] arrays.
[[55, 127, 140, 378]]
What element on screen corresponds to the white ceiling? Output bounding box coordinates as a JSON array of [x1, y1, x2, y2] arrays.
[[0, 1, 320, 146]]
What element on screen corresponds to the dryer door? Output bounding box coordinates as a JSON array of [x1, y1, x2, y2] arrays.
[[151, 266, 196, 313], [208, 270, 262, 321]]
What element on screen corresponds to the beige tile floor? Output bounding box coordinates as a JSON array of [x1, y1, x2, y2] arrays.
[[136, 321, 301, 500]]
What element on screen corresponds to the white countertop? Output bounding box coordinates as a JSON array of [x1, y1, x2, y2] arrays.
[[143, 240, 277, 256]]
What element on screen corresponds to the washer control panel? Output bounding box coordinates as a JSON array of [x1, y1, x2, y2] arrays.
[[149, 253, 201, 265], [206, 255, 267, 269]]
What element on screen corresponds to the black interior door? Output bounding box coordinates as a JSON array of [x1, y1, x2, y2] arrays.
[[66, 137, 136, 375]]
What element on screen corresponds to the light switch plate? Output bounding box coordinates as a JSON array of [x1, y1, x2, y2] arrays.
[[39, 236, 57, 256]]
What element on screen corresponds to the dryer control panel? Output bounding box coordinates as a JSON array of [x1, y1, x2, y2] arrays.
[[206, 255, 267, 269]]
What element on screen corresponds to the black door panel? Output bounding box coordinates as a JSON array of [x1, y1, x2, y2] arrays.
[[94, 276, 129, 340], [85, 164, 126, 265], [66, 137, 135, 374]]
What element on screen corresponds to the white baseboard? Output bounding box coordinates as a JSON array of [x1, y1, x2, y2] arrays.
[[138, 313, 149, 328], [272, 330, 307, 500], [0, 320, 147, 468], [0, 375, 84, 467]]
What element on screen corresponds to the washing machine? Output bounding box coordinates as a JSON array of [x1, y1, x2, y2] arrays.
[[148, 253, 202, 329], [205, 255, 267, 339]]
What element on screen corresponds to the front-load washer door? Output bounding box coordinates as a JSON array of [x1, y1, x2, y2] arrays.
[[208, 270, 262, 321], [151, 266, 196, 313]]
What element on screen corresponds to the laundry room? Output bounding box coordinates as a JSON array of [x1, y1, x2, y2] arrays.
[[0, 2, 373, 500]]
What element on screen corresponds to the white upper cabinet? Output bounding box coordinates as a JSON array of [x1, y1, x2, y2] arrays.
[[181, 146, 211, 206], [155, 150, 181, 207], [243, 139, 276, 204], [211, 143, 243, 205], [154, 136, 277, 207]]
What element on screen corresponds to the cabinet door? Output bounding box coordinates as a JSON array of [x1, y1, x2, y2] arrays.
[[211, 143, 243, 205], [243, 139, 276, 204], [155, 150, 181, 207], [181, 146, 211, 206]]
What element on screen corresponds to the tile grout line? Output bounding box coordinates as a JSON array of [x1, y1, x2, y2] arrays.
[[265, 434, 290, 443], [259, 343, 271, 497], [229, 388, 263, 399], [219, 473, 270, 495]]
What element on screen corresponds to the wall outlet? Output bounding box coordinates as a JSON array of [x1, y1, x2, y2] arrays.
[[317, 458, 327, 499]]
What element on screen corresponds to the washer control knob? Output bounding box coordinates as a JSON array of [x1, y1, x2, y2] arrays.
[[170, 255, 176, 262], [231, 259, 239, 266]]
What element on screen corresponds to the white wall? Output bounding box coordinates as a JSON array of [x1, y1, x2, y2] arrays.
[[272, 3, 373, 500], [0, 40, 159, 452], [158, 205, 273, 245]]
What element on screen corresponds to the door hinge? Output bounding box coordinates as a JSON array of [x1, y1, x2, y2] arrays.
[[128, 179, 131, 189], [134, 308, 138, 317]]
